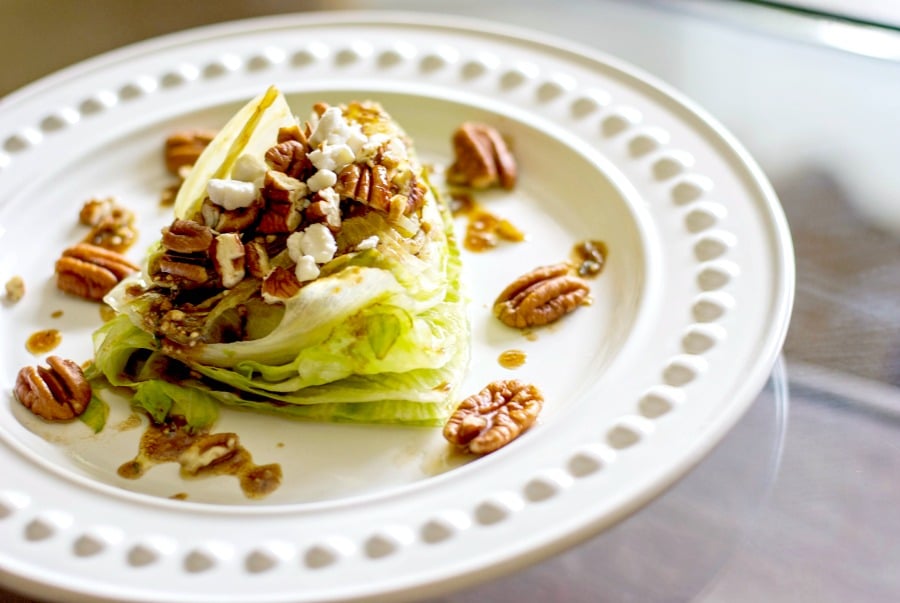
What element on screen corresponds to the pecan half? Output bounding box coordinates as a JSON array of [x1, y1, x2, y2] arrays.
[[164, 129, 216, 175], [447, 123, 517, 190], [493, 263, 590, 329], [265, 140, 313, 180], [162, 219, 213, 254], [334, 163, 392, 211], [443, 379, 543, 454], [14, 356, 91, 421], [56, 244, 139, 301]]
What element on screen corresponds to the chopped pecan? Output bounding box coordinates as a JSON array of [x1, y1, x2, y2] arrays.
[[79, 198, 137, 253], [334, 163, 393, 211], [162, 219, 213, 254], [261, 266, 301, 302], [78, 197, 115, 226], [14, 356, 91, 421], [153, 255, 213, 288], [443, 379, 543, 454], [258, 200, 304, 234], [211, 233, 245, 288], [312, 102, 330, 117], [265, 140, 313, 180], [405, 175, 427, 214], [305, 195, 341, 231], [56, 244, 139, 301], [164, 129, 216, 175], [277, 124, 310, 147], [262, 170, 306, 203], [180, 432, 240, 476], [215, 197, 263, 233], [447, 123, 517, 190], [5, 275, 25, 302], [493, 263, 590, 329], [245, 240, 271, 279]]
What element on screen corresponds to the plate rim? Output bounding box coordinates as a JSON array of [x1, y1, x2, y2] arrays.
[[0, 10, 795, 603]]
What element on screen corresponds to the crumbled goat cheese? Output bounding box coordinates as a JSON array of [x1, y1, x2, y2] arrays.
[[308, 143, 355, 173], [299, 223, 337, 263], [286, 231, 304, 263], [294, 255, 320, 282], [307, 169, 337, 193], [207, 178, 257, 210], [310, 107, 367, 153]]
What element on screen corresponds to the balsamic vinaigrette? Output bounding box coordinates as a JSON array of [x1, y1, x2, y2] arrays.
[[450, 192, 525, 252], [118, 419, 282, 500], [26, 329, 62, 355], [498, 349, 527, 369]]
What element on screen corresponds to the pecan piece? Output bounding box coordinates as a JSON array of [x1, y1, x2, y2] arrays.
[[78, 197, 115, 227], [215, 197, 263, 233], [79, 197, 137, 253], [211, 233, 245, 288], [493, 263, 590, 329], [277, 124, 310, 147], [5, 275, 25, 302], [265, 140, 313, 180], [447, 123, 517, 190], [263, 170, 307, 204], [181, 432, 241, 476], [443, 379, 543, 454], [56, 244, 139, 301], [14, 356, 91, 421], [162, 219, 213, 253], [334, 163, 393, 211], [153, 255, 212, 287], [245, 240, 271, 279], [164, 129, 216, 175], [261, 266, 301, 303]]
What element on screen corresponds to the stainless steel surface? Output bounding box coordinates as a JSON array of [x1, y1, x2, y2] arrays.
[[2, 1, 898, 601]]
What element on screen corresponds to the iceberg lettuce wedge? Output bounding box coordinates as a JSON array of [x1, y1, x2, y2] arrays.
[[96, 89, 468, 429]]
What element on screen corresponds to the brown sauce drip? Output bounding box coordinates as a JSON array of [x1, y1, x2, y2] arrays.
[[51, 310, 63, 319], [117, 419, 282, 499], [498, 349, 527, 369], [26, 329, 61, 354], [572, 239, 608, 278], [115, 412, 143, 432], [451, 192, 525, 252]]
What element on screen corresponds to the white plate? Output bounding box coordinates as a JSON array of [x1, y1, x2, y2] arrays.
[[0, 12, 794, 603]]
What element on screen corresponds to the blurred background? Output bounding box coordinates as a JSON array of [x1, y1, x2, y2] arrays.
[[1, 1, 898, 602]]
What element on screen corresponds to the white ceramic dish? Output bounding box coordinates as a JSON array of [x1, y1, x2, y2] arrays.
[[0, 12, 794, 603]]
